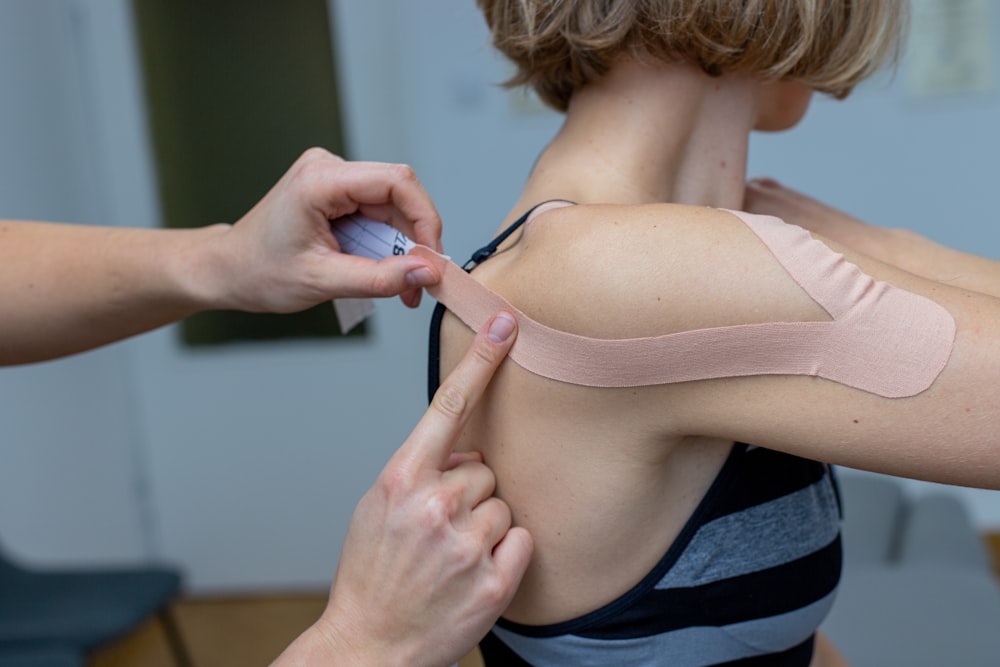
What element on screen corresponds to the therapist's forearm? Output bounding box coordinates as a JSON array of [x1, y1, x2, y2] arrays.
[[875, 227, 1000, 298], [0, 151, 449, 365], [775, 204, 1000, 297], [0, 220, 230, 365], [744, 178, 1000, 298]]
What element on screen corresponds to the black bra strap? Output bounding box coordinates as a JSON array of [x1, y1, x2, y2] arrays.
[[427, 301, 447, 403], [462, 200, 572, 271]]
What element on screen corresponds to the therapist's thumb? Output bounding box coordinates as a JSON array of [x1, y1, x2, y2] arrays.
[[327, 253, 440, 297]]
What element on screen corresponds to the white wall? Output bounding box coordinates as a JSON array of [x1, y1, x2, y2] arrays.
[[2, 0, 1000, 592], [0, 0, 148, 567]]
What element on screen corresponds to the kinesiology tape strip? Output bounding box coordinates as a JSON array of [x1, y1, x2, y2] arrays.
[[337, 209, 956, 398]]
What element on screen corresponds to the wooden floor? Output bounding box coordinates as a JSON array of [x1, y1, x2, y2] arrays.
[[87, 593, 483, 667], [87, 535, 1000, 667]]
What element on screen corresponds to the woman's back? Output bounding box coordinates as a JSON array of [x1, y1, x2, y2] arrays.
[[432, 203, 846, 664]]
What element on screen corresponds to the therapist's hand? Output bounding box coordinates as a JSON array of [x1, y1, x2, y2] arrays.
[[206, 148, 444, 313], [273, 312, 533, 667], [744, 176, 919, 265], [744, 177, 861, 241]]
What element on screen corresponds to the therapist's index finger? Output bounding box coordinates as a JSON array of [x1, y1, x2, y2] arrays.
[[410, 312, 517, 469]]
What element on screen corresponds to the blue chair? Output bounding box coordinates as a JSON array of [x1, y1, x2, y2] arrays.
[[0, 546, 190, 665]]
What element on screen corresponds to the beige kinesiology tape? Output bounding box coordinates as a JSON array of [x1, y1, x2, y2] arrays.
[[335, 209, 956, 398]]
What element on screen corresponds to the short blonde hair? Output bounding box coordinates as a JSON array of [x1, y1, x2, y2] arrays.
[[478, 0, 907, 111]]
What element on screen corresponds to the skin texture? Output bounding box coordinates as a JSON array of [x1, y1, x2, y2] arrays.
[[437, 57, 1000, 665]]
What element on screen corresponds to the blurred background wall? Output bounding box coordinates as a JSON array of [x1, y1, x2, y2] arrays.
[[0, 0, 998, 593]]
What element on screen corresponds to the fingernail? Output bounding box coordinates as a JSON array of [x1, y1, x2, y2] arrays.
[[487, 313, 516, 343], [405, 266, 437, 288]]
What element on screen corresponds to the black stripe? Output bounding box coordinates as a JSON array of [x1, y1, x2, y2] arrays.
[[481, 631, 534, 667], [577, 536, 841, 639], [704, 448, 828, 522], [496, 533, 840, 640]]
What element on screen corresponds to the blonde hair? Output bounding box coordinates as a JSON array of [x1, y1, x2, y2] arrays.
[[478, 0, 907, 111]]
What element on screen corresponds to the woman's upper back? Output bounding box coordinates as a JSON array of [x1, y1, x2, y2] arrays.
[[431, 202, 853, 663], [435, 201, 983, 482], [435, 203, 841, 618]]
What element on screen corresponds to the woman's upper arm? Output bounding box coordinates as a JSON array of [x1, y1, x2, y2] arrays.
[[669, 225, 1000, 489], [511, 203, 1000, 488]]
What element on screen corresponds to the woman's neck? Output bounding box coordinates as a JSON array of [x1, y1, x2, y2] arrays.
[[520, 60, 761, 211]]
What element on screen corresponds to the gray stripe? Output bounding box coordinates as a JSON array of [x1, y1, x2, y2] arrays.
[[492, 592, 836, 666], [657, 477, 840, 590]]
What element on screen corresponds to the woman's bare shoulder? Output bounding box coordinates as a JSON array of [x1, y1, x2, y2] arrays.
[[523, 202, 772, 266], [491, 202, 825, 339], [525, 201, 727, 240], [481, 201, 1000, 488]]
